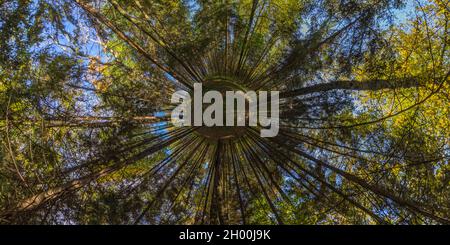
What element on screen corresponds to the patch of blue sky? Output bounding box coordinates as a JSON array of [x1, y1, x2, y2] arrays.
[[185, 0, 201, 21], [391, 0, 416, 26], [153, 111, 166, 117]]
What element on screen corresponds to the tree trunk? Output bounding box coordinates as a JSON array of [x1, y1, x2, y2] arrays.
[[281, 77, 422, 98]]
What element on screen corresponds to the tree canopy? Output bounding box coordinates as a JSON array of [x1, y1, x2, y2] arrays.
[[0, 0, 449, 224]]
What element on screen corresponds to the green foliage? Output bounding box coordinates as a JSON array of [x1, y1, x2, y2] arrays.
[[0, 0, 449, 224]]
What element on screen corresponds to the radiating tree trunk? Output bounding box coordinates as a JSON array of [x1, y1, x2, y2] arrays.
[[281, 77, 423, 98], [1, 116, 165, 128]]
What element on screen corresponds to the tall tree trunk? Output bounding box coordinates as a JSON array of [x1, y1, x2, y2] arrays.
[[281, 77, 422, 98]]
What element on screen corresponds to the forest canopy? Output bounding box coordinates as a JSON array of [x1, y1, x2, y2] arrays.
[[0, 0, 449, 224]]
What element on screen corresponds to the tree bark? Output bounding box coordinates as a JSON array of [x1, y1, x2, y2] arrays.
[[281, 77, 422, 98]]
